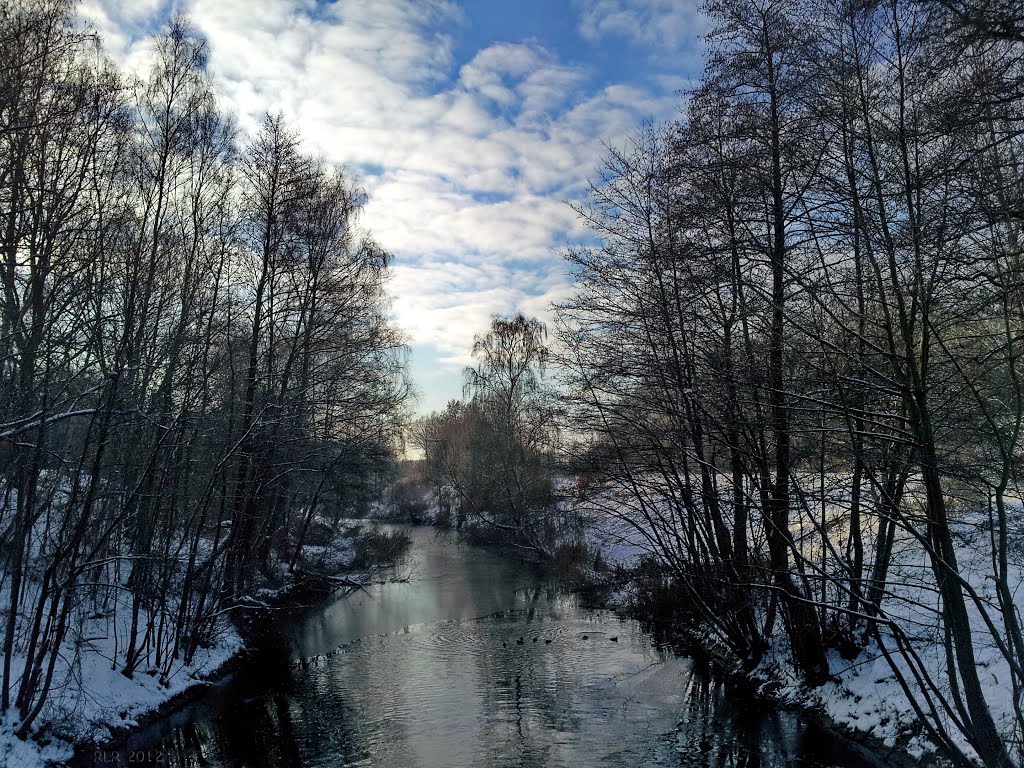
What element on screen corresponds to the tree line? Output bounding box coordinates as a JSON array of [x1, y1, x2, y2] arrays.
[[411, 314, 559, 551], [554, 1, 1023, 766], [0, 1, 408, 737]]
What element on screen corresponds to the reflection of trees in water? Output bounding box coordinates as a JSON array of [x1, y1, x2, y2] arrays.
[[670, 671, 863, 768], [673, 675, 769, 768], [466, 605, 598, 766], [471, 616, 572, 766], [159, 689, 302, 768], [471, 606, 691, 767], [116, 530, 869, 768], [288, 648, 416, 767], [139, 631, 854, 768]]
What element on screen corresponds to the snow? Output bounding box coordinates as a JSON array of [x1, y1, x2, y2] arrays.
[[582, 509, 651, 569], [815, 646, 935, 760], [301, 533, 356, 572], [0, 719, 73, 768], [800, 511, 1024, 765], [0, 604, 241, 767], [0, 518, 360, 767], [568, 482, 679, 569], [567, 477, 1024, 766]]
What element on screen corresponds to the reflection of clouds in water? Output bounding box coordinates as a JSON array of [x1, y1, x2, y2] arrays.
[[114, 527, 874, 768], [341, 612, 688, 766]]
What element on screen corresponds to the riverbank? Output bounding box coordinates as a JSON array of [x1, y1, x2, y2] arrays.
[[0, 605, 243, 768], [591, 580, 942, 768], [572, 510, 980, 768], [63, 572, 363, 768], [0, 521, 410, 768]]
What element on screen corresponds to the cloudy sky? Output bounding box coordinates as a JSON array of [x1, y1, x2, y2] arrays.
[[80, 0, 706, 414]]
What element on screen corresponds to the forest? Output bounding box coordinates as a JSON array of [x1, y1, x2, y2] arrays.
[[0, 0, 409, 749]]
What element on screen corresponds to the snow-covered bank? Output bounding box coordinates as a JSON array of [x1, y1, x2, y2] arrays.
[[578, 516, 933, 765], [0, 519, 375, 768], [801, 513, 1023, 766], [579, 492, 1022, 768], [0, 598, 242, 768]]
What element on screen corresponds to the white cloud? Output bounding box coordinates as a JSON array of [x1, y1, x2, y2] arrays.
[[389, 258, 570, 369], [573, 0, 706, 50], [84, 0, 687, 410]]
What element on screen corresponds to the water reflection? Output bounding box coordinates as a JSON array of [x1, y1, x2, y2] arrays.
[[670, 670, 862, 768], [86, 527, 876, 768]]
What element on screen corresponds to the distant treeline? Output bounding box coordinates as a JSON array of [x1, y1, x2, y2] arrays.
[[0, 1, 408, 736], [411, 314, 558, 550]]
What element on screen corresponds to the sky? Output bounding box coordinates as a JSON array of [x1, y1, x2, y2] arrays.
[[79, 0, 707, 415]]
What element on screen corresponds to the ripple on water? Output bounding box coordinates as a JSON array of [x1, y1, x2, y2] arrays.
[[279, 608, 690, 768], [104, 528, 879, 768]]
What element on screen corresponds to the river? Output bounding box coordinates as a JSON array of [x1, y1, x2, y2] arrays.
[[90, 525, 878, 768]]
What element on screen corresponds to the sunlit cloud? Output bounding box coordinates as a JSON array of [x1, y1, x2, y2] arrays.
[[572, 0, 706, 50], [82, 0, 697, 412]]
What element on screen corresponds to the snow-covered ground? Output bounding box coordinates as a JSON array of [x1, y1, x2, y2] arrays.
[[0, 600, 241, 768], [805, 513, 1024, 765], [572, 482, 1023, 767], [580, 503, 654, 569], [0, 517, 365, 768], [297, 531, 357, 574]]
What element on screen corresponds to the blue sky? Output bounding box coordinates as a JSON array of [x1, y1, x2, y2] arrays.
[[81, 0, 706, 414]]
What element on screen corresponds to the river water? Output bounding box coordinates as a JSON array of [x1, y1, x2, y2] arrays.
[[98, 526, 877, 768]]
